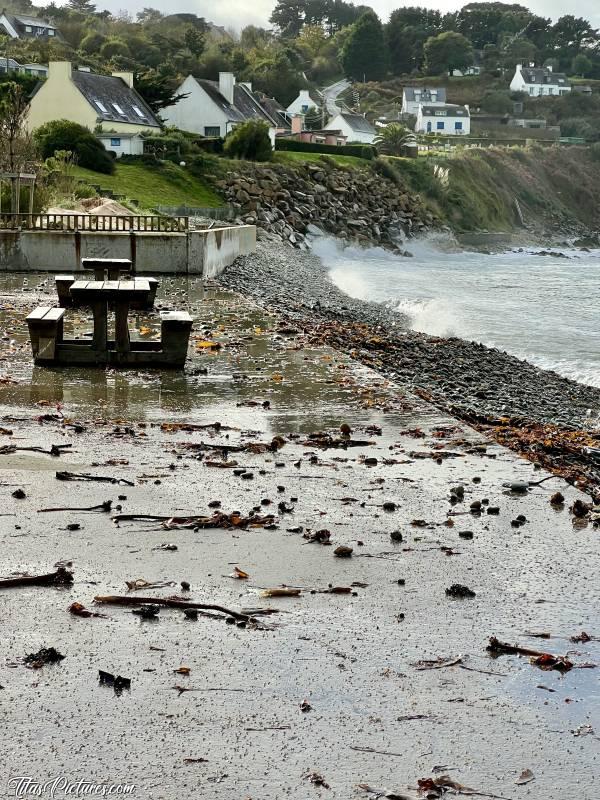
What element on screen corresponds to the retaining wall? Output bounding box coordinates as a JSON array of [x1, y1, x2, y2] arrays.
[[0, 226, 255, 277]]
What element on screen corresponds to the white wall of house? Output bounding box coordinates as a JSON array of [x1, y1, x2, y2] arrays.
[[415, 106, 470, 135], [287, 90, 319, 115], [401, 89, 445, 116], [97, 134, 144, 157], [0, 13, 19, 37], [161, 75, 232, 138], [510, 64, 571, 96], [324, 114, 375, 144]]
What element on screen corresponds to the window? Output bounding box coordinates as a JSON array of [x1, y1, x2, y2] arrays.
[[455, 121, 463, 131], [437, 121, 445, 130], [301, 104, 309, 112], [548, 87, 553, 95], [25, 25, 32, 32], [110, 138, 121, 147], [112, 102, 125, 115], [529, 87, 535, 95], [95, 100, 108, 113], [48, 28, 54, 36], [434, 110, 446, 116], [132, 105, 146, 119], [204, 126, 220, 137]]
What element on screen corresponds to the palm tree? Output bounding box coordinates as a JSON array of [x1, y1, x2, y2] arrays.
[[374, 123, 414, 155]]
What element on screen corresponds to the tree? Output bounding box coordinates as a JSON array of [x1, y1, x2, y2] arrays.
[[550, 15, 597, 68], [99, 38, 130, 59], [423, 31, 474, 75], [386, 6, 443, 74], [0, 81, 34, 172], [67, 0, 97, 13], [34, 119, 114, 174], [374, 123, 413, 155], [270, 0, 306, 38], [184, 26, 205, 58], [79, 31, 106, 54], [341, 10, 389, 82], [572, 53, 592, 77], [135, 68, 189, 112], [223, 120, 272, 162]]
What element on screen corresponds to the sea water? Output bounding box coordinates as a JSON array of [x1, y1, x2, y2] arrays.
[[316, 235, 600, 388]]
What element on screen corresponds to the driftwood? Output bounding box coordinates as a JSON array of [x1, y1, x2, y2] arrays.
[[0, 444, 71, 456], [38, 501, 112, 513], [111, 511, 275, 529], [56, 471, 134, 486], [0, 566, 73, 588], [94, 594, 250, 622]]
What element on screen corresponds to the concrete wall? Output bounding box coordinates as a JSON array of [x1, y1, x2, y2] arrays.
[[188, 225, 256, 278], [0, 227, 255, 276]]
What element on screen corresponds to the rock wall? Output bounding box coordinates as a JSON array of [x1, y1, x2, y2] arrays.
[[212, 160, 435, 249]]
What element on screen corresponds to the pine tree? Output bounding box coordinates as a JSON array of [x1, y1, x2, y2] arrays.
[[341, 11, 389, 82], [67, 0, 97, 14]]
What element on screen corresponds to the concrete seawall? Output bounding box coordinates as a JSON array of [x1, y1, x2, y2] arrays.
[[0, 226, 256, 276]]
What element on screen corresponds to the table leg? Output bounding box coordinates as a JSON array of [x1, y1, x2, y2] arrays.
[[92, 301, 108, 354], [115, 301, 131, 354]]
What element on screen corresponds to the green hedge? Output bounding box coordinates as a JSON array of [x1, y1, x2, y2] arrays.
[[275, 138, 375, 160]]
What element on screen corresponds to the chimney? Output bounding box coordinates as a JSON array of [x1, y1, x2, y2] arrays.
[[219, 72, 235, 105], [49, 61, 72, 81], [516, 63, 522, 71], [112, 71, 134, 88], [547, 64, 553, 73], [291, 114, 304, 135]]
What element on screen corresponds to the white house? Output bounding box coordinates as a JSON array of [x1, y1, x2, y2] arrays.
[[287, 89, 323, 116], [162, 73, 284, 146], [323, 112, 376, 144], [401, 87, 446, 116], [0, 57, 47, 78], [510, 64, 571, 97], [415, 103, 470, 135], [0, 10, 61, 40], [96, 132, 144, 158]]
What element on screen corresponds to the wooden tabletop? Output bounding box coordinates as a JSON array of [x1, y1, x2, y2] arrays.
[[70, 279, 150, 299]]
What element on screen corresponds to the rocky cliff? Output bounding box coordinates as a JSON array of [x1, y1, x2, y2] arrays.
[[212, 159, 435, 249]]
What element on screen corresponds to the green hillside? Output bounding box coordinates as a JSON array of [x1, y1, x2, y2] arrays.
[[73, 162, 222, 210]]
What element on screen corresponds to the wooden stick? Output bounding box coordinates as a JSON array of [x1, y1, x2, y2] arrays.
[[94, 594, 250, 622], [0, 567, 73, 588]]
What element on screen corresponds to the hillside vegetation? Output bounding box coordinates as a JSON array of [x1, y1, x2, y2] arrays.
[[391, 145, 600, 232], [72, 162, 222, 210]]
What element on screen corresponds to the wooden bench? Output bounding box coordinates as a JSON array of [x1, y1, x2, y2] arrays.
[[81, 258, 133, 280], [55, 275, 75, 307], [131, 277, 158, 310], [160, 311, 192, 366], [27, 306, 65, 362]]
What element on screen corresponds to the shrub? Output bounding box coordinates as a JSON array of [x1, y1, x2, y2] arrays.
[[100, 38, 130, 59], [481, 90, 512, 115], [34, 120, 114, 174], [80, 31, 106, 54], [275, 138, 375, 160], [223, 120, 272, 162], [372, 156, 403, 185]]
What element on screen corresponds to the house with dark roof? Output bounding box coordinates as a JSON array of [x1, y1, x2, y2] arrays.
[[286, 89, 323, 116], [323, 112, 376, 144], [401, 87, 446, 116], [510, 64, 571, 97], [0, 9, 61, 40], [26, 62, 161, 149], [415, 103, 470, 135], [162, 73, 288, 146]]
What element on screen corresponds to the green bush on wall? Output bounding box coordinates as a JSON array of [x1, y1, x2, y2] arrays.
[[34, 120, 115, 174], [275, 138, 376, 160]]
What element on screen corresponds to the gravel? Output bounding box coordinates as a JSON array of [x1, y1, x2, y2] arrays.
[[220, 242, 600, 428]]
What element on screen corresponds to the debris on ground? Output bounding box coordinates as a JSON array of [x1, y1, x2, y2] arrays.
[[445, 584, 476, 598], [0, 567, 73, 588], [487, 637, 574, 672], [24, 646, 65, 668]]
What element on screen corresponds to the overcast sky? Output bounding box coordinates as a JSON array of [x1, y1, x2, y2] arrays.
[[44, 0, 600, 32]]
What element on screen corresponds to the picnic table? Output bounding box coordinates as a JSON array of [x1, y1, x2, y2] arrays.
[[55, 258, 158, 309], [27, 276, 192, 368], [69, 278, 151, 355]]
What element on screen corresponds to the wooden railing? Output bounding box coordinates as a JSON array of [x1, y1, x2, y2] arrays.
[[0, 213, 189, 232]]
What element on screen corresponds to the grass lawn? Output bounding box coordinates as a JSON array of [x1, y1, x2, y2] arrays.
[[73, 162, 223, 210], [273, 151, 371, 169]]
